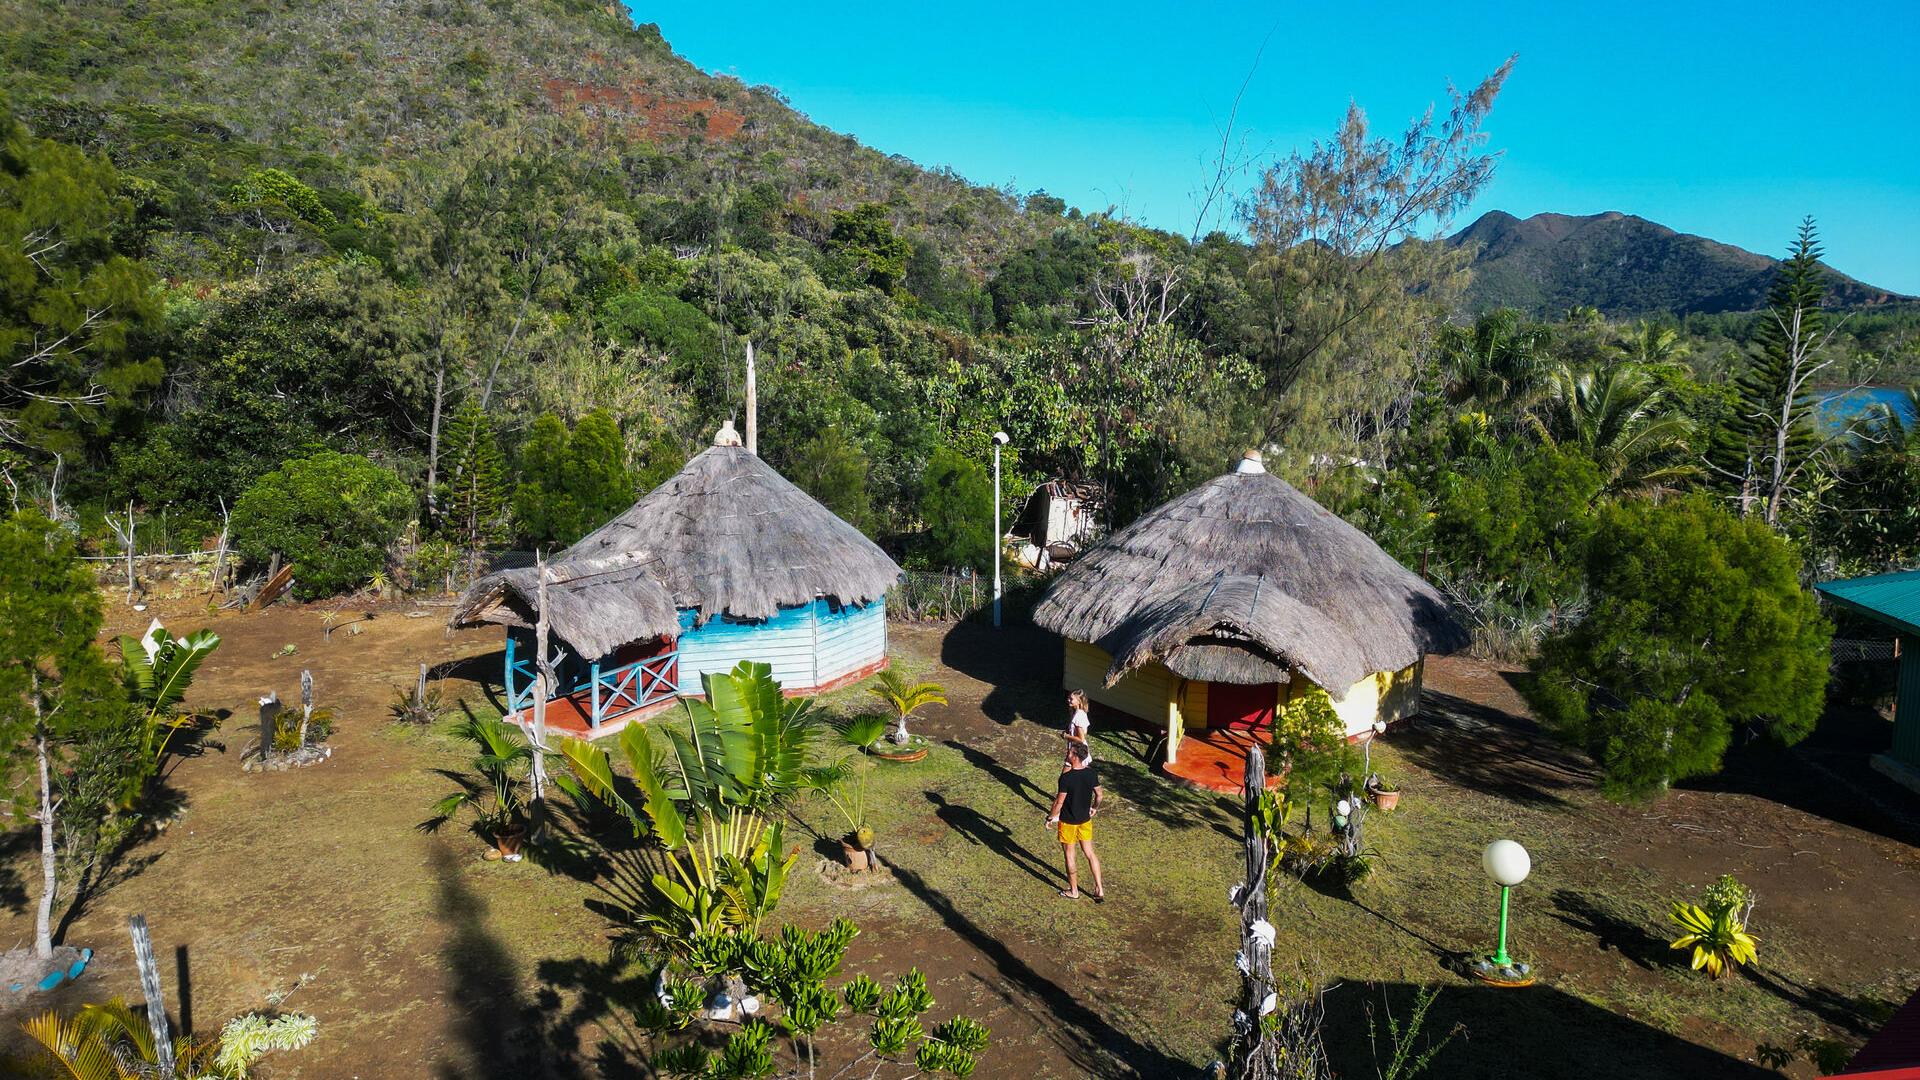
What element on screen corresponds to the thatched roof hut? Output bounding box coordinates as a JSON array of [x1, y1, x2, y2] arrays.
[[1032, 452, 1466, 783], [451, 422, 903, 729]]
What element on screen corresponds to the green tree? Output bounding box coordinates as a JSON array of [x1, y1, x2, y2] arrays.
[[784, 427, 874, 533], [0, 513, 137, 959], [231, 451, 414, 599], [1812, 395, 1920, 575], [1240, 60, 1512, 454], [1438, 308, 1553, 411], [1710, 219, 1833, 525], [825, 203, 910, 293], [512, 410, 635, 547], [1538, 363, 1696, 494], [917, 446, 993, 572], [1, 111, 162, 478], [437, 401, 509, 572], [1529, 496, 1831, 801]]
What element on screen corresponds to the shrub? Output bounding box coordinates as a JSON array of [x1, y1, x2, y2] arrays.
[[917, 446, 993, 571], [231, 451, 413, 600], [1529, 496, 1831, 801]]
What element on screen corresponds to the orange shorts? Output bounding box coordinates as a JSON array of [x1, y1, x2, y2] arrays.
[[1057, 820, 1093, 844]]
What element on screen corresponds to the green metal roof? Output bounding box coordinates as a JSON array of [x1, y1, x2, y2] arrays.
[[1816, 569, 1920, 637]]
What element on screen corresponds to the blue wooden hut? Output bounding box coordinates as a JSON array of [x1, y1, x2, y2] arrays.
[[452, 422, 903, 736], [1815, 568, 1920, 792]]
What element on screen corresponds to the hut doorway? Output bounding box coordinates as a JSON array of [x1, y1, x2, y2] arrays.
[[1207, 681, 1278, 731]]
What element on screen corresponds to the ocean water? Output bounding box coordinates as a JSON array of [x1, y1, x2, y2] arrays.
[[1816, 386, 1918, 431]]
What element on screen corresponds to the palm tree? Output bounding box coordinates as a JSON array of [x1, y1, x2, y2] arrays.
[[17, 997, 316, 1078], [866, 668, 947, 746], [1439, 308, 1554, 409], [1620, 321, 1689, 366], [1539, 363, 1697, 493]]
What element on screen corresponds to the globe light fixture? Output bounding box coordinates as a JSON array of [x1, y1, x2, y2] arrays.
[[1473, 839, 1537, 986]]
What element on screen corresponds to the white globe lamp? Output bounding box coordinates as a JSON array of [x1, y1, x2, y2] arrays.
[[1475, 840, 1535, 986]]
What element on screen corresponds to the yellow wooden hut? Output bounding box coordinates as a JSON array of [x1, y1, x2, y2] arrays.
[[1032, 451, 1467, 783]]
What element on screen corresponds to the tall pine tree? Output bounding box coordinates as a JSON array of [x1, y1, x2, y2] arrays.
[[438, 402, 509, 574], [1710, 218, 1830, 525]]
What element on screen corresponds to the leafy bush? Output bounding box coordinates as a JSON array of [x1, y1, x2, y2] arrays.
[[231, 451, 413, 599], [1530, 496, 1831, 801], [917, 446, 993, 571], [512, 410, 634, 547]]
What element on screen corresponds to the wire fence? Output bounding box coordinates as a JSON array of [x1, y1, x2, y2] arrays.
[[1832, 638, 1898, 663], [886, 570, 991, 622]]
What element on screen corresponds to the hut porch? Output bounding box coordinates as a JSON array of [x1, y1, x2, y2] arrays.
[[504, 631, 680, 735], [1163, 726, 1284, 793]]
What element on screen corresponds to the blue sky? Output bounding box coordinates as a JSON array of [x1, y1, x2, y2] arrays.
[[629, 2, 1920, 294]]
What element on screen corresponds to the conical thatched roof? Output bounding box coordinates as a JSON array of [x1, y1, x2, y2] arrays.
[[1032, 455, 1467, 698], [451, 431, 902, 658]]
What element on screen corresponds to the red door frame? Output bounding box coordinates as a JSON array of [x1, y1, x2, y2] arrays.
[[1207, 681, 1279, 731]]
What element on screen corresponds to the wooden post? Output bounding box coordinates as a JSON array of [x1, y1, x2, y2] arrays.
[[210, 497, 231, 597], [128, 915, 175, 1076], [297, 669, 314, 751], [259, 693, 280, 765], [744, 340, 758, 456], [529, 553, 551, 805], [417, 662, 429, 709], [1230, 744, 1279, 1079]]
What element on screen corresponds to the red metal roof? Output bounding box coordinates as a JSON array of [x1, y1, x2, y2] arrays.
[[1835, 988, 1920, 1078]]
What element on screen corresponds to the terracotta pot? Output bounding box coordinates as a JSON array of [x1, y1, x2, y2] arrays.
[[872, 745, 930, 763], [493, 824, 527, 857], [840, 836, 870, 872], [1370, 789, 1401, 812]]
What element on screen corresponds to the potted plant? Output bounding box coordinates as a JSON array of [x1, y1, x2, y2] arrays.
[[428, 715, 536, 862], [1367, 774, 1401, 811], [865, 669, 947, 763], [814, 715, 887, 871]]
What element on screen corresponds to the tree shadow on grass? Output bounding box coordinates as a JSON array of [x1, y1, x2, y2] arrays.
[[1743, 967, 1894, 1039], [1546, 888, 1668, 972], [1395, 690, 1593, 809], [429, 843, 584, 1080], [1091, 743, 1240, 842], [943, 739, 1051, 811], [937, 621, 1060, 728], [435, 649, 509, 717], [1679, 703, 1920, 848], [1321, 980, 1780, 1079], [923, 791, 1061, 889], [886, 862, 1197, 1078]]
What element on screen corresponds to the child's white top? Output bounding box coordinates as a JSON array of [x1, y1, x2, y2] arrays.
[[1069, 707, 1092, 762]]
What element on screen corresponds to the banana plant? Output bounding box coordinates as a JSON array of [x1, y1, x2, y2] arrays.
[[558, 663, 819, 951], [117, 622, 221, 764]]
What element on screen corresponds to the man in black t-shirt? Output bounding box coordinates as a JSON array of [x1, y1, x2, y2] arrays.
[[1044, 742, 1105, 901]]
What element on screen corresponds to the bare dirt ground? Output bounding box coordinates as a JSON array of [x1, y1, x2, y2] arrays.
[[0, 600, 1915, 1079]]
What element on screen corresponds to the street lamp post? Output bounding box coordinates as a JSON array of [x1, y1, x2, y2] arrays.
[[1474, 839, 1536, 986], [991, 432, 1009, 627]]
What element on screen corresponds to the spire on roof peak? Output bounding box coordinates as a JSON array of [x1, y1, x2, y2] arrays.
[[1234, 450, 1266, 475], [713, 420, 743, 447]]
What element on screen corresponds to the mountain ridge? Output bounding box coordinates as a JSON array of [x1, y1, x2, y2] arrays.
[[1448, 209, 1912, 318]]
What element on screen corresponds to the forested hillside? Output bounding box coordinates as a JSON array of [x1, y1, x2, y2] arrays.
[[1452, 210, 1912, 317], [1, 0, 1916, 649]]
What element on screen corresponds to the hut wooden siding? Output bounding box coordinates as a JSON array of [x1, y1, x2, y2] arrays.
[[815, 600, 887, 685], [676, 605, 819, 690], [675, 597, 888, 692], [1065, 639, 1184, 731]]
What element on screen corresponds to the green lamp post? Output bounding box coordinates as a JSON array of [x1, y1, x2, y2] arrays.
[[1472, 839, 1536, 986]]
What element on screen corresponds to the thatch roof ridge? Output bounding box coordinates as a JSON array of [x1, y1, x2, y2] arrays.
[[1032, 466, 1467, 695], [450, 444, 902, 656]]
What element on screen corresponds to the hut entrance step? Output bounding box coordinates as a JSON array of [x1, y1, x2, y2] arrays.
[[1207, 681, 1278, 731]]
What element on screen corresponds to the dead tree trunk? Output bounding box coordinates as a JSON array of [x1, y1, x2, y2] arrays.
[[529, 553, 552, 808], [425, 358, 447, 526], [744, 340, 758, 456], [128, 915, 175, 1075], [32, 679, 56, 960], [297, 669, 314, 750]]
